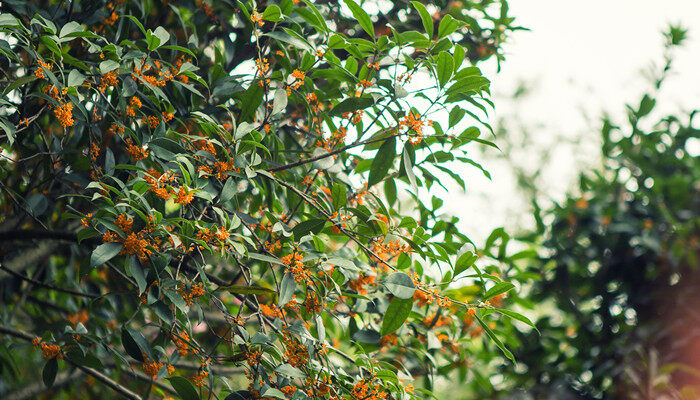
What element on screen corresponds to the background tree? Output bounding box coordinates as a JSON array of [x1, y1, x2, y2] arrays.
[[486, 26, 700, 400], [0, 1, 533, 399]]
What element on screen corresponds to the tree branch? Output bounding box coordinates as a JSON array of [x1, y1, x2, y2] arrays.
[[0, 325, 141, 400]]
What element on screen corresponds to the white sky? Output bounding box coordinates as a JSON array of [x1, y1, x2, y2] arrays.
[[445, 0, 700, 242]]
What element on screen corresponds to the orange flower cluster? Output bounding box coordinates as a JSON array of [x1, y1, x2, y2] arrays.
[[174, 186, 194, 205], [399, 111, 432, 144], [304, 292, 323, 314], [81, 212, 93, 227], [260, 303, 283, 318], [198, 159, 238, 180], [348, 273, 376, 296], [34, 59, 51, 79], [132, 58, 180, 88], [172, 332, 190, 356], [53, 101, 75, 127], [250, 11, 263, 27], [143, 359, 163, 379], [291, 69, 306, 89], [142, 115, 160, 128], [143, 169, 174, 199], [350, 378, 387, 400], [281, 252, 311, 286], [122, 231, 153, 260], [192, 369, 209, 387], [99, 71, 119, 92], [124, 138, 149, 161], [370, 238, 409, 268], [330, 211, 351, 234], [33, 337, 63, 360], [245, 349, 261, 366], [195, 0, 217, 22], [282, 336, 309, 367], [255, 58, 269, 75], [179, 281, 205, 306], [422, 314, 452, 328], [67, 310, 89, 328], [102, 214, 154, 260], [281, 385, 297, 396]]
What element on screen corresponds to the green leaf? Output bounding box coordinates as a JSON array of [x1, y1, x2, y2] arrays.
[[293, 218, 325, 238], [264, 31, 313, 53], [262, 5, 283, 22], [99, 60, 120, 74], [126, 257, 147, 294], [2, 75, 37, 97], [410, 1, 433, 38], [121, 328, 150, 362], [67, 69, 86, 87], [436, 51, 454, 88], [90, 242, 122, 267], [329, 96, 375, 116], [381, 297, 413, 335], [275, 363, 305, 378], [261, 388, 286, 399], [121, 15, 146, 36], [59, 21, 83, 38], [368, 136, 396, 187], [40, 36, 61, 57], [331, 183, 346, 210], [239, 81, 264, 122], [278, 273, 296, 306], [169, 376, 201, 400], [384, 272, 415, 299], [402, 146, 418, 193], [272, 88, 287, 116], [219, 178, 237, 202], [344, 0, 374, 38], [484, 282, 515, 300], [475, 315, 514, 362], [438, 15, 463, 38], [42, 357, 58, 388], [296, 1, 329, 32], [454, 251, 477, 277], [494, 308, 539, 332]]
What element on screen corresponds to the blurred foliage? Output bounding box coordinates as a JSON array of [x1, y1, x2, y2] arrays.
[[486, 25, 700, 400]]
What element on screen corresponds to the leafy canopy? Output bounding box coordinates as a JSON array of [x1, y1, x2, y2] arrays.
[[0, 1, 533, 399]]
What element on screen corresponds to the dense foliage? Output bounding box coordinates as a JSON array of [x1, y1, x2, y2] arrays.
[[0, 1, 535, 399], [492, 27, 700, 400]]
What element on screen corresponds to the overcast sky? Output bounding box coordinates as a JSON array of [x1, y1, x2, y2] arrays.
[[446, 0, 700, 242]]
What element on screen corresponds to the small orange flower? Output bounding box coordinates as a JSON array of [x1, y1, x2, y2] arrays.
[[174, 186, 194, 205]]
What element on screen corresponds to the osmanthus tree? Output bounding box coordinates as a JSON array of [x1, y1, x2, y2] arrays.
[[0, 1, 532, 399]]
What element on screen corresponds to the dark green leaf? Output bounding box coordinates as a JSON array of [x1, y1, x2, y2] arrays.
[[90, 242, 122, 267], [436, 51, 454, 88], [484, 282, 515, 300], [381, 297, 413, 335], [344, 0, 374, 38], [329, 96, 375, 116], [384, 272, 415, 299], [278, 273, 296, 306], [368, 136, 396, 187], [410, 1, 433, 38], [42, 357, 58, 388], [169, 376, 201, 400], [293, 218, 325, 238]]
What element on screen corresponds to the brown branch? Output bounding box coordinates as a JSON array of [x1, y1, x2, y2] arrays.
[[266, 128, 398, 172], [0, 264, 98, 298], [0, 325, 141, 400], [4, 369, 84, 400]]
